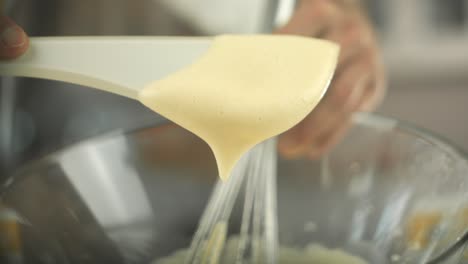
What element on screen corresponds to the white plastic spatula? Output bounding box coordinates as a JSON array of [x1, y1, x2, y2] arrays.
[[0, 37, 213, 99]]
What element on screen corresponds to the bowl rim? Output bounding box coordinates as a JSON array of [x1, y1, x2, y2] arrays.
[[2, 113, 468, 191]]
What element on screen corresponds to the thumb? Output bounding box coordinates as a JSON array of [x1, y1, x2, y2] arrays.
[[0, 16, 29, 59]]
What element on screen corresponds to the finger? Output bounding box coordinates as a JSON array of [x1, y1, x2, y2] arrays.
[[0, 16, 29, 59], [308, 116, 352, 159], [278, 119, 309, 158], [304, 54, 382, 159], [278, 99, 344, 159], [325, 16, 375, 74], [276, 0, 341, 36], [326, 49, 375, 112], [357, 60, 386, 111], [293, 49, 372, 137], [278, 90, 343, 158], [301, 51, 379, 156], [291, 86, 359, 156], [280, 53, 371, 155], [279, 108, 353, 160]]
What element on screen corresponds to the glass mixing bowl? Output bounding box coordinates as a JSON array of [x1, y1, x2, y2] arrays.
[[0, 113, 467, 264]]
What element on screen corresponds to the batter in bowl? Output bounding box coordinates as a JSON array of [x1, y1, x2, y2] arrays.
[[154, 236, 368, 264]]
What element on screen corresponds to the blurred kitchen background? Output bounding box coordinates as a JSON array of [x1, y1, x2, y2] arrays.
[[367, 0, 468, 157], [1, 0, 468, 176]]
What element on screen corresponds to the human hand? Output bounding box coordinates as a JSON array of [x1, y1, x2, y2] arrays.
[[277, 0, 386, 159], [1, 16, 29, 59]]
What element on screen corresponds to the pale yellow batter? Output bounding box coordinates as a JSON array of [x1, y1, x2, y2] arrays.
[[154, 236, 368, 264], [138, 35, 355, 263], [139, 35, 338, 180]]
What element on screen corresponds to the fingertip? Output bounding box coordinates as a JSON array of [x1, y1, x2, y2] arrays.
[[280, 147, 306, 160], [307, 150, 320, 160], [278, 135, 309, 159], [278, 139, 299, 158], [307, 142, 330, 160], [308, 121, 352, 160], [0, 17, 29, 59]]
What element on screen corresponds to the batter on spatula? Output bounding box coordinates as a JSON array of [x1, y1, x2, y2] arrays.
[[139, 35, 339, 180]]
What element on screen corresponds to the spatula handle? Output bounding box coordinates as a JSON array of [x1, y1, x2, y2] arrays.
[[0, 37, 212, 99]]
